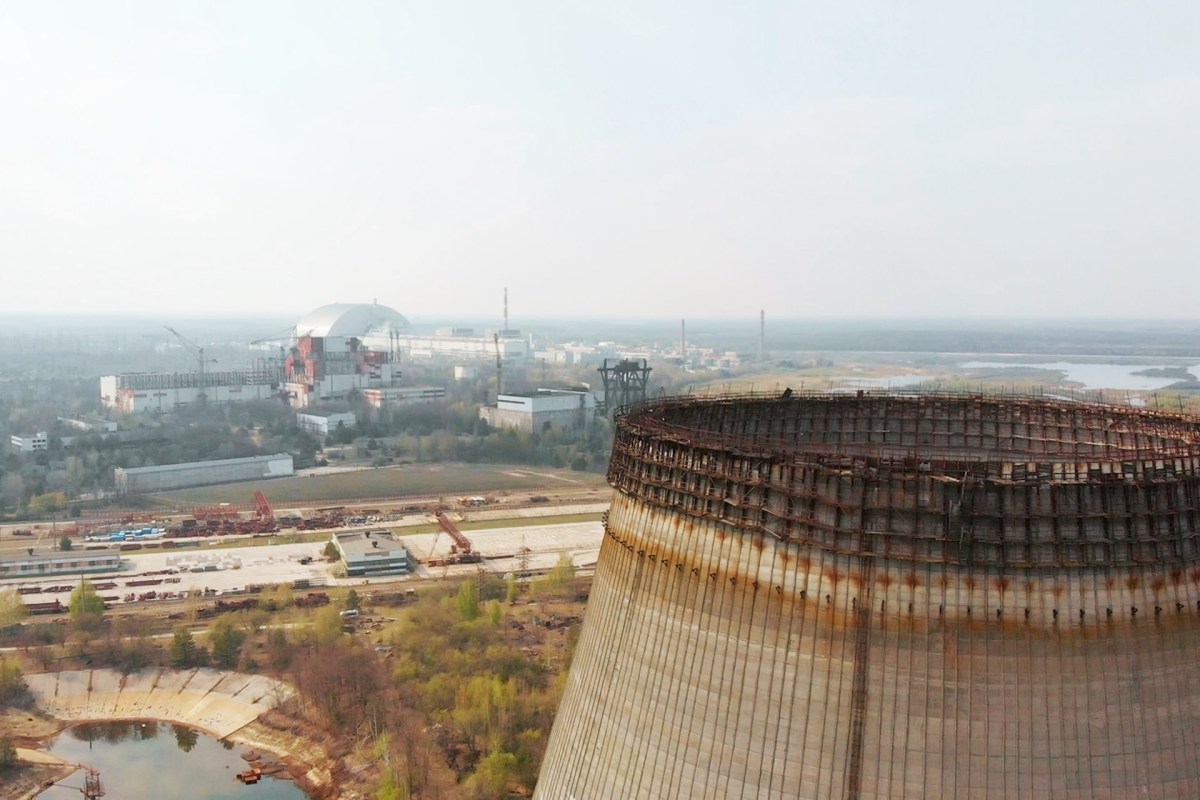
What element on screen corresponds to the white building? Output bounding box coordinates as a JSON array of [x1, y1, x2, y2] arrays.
[[284, 303, 408, 408], [397, 331, 529, 362], [296, 411, 357, 438], [362, 386, 447, 408], [480, 389, 595, 433], [115, 453, 294, 494], [101, 367, 283, 413], [10, 432, 48, 453], [58, 416, 119, 434], [332, 530, 410, 577]]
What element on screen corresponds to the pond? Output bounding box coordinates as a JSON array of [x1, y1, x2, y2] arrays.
[[37, 721, 310, 800]]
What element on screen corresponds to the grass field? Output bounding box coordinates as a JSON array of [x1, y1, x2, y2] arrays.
[[151, 463, 610, 509]]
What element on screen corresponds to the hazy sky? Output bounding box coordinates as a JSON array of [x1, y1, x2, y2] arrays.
[[2, 2, 1197, 322]]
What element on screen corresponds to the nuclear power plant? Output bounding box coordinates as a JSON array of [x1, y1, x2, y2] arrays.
[[536, 392, 1200, 799]]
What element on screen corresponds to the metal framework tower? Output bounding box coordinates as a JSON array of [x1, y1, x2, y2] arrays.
[[597, 358, 651, 417]]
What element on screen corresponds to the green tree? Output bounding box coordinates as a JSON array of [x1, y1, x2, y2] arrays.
[[376, 768, 410, 800], [169, 627, 200, 668], [314, 606, 344, 648], [0, 735, 16, 770], [29, 490, 67, 515], [456, 581, 480, 621], [59, 535, 73, 551], [0, 588, 28, 627], [68, 579, 105, 619], [346, 588, 361, 611], [322, 541, 340, 562], [505, 573, 518, 605], [0, 657, 25, 704], [464, 749, 518, 798], [209, 616, 246, 669]]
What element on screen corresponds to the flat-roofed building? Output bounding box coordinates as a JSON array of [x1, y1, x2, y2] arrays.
[[10, 431, 48, 453], [332, 530, 410, 576], [0, 550, 122, 580], [115, 453, 294, 494], [480, 388, 594, 433], [362, 385, 447, 408], [296, 411, 357, 438]]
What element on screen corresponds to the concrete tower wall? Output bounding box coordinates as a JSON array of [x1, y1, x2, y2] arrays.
[[535, 393, 1200, 800]]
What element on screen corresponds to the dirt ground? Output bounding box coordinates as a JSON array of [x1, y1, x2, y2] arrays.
[[1, 707, 79, 800]]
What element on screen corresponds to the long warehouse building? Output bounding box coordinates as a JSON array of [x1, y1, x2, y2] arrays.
[[115, 453, 294, 494], [536, 392, 1200, 800]]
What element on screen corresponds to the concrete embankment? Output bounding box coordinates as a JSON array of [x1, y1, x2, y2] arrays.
[[23, 668, 294, 739]]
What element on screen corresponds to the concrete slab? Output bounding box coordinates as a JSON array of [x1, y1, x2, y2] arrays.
[[24, 668, 293, 739]]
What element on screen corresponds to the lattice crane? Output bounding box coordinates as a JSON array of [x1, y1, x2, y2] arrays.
[[165, 325, 217, 404]]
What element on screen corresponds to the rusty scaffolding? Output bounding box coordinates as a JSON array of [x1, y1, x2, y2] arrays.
[[536, 391, 1200, 800], [607, 392, 1200, 570]]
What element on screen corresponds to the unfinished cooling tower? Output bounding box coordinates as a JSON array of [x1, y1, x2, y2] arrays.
[[535, 393, 1200, 800]]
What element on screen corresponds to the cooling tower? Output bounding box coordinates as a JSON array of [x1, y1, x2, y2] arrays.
[[535, 393, 1200, 800]]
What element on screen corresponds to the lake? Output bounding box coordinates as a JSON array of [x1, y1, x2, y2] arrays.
[[37, 721, 309, 800], [960, 361, 1200, 391]]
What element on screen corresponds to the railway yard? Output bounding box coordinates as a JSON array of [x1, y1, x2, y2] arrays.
[[0, 486, 608, 618]]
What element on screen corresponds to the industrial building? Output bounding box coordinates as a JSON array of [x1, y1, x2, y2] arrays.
[[361, 385, 447, 408], [396, 329, 529, 362], [331, 530, 409, 576], [58, 416, 118, 434], [282, 303, 408, 407], [9, 431, 48, 453], [295, 411, 357, 438], [100, 367, 283, 413], [0, 550, 122, 580], [537, 392, 1200, 799], [115, 453, 293, 494], [101, 302, 514, 412], [480, 389, 594, 433]]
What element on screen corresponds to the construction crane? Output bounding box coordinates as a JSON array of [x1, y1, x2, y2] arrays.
[[165, 326, 216, 405]]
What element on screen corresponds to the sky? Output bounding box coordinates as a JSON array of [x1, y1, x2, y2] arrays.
[[1, 2, 1197, 322]]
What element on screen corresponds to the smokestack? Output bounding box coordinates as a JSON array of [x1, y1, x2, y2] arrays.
[[680, 319, 686, 362], [759, 309, 765, 363], [504, 287, 509, 334]]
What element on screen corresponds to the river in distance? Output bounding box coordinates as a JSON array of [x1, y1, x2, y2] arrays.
[[37, 721, 310, 800]]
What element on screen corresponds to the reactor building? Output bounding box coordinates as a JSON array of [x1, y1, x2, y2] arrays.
[[536, 392, 1200, 799]]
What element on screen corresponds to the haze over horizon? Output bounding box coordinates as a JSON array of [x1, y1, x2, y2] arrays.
[[2, 3, 1197, 321]]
